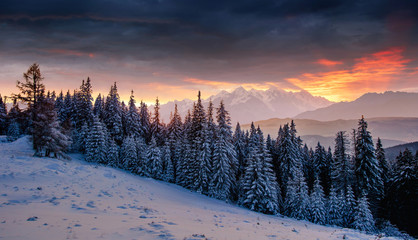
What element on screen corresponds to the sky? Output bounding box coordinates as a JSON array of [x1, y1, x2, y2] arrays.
[[0, 0, 417, 103]]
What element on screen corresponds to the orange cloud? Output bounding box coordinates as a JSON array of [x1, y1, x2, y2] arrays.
[[288, 47, 413, 102], [47, 49, 95, 58], [316, 59, 343, 66]]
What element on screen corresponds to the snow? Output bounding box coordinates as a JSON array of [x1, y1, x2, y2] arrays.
[[0, 137, 398, 240]]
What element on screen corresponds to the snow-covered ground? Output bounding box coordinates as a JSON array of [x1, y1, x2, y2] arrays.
[[0, 137, 396, 240]]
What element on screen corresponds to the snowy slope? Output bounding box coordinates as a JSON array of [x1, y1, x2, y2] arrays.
[[0, 137, 395, 240], [159, 87, 333, 124]]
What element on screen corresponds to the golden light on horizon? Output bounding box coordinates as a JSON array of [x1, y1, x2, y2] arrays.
[[288, 47, 412, 102]]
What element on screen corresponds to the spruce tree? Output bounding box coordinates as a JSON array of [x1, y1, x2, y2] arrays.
[[86, 117, 107, 163], [126, 91, 141, 137], [120, 136, 138, 172], [103, 82, 123, 145], [341, 185, 356, 227], [210, 101, 237, 200], [135, 136, 147, 175], [233, 122, 246, 183], [139, 101, 151, 143], [308, 178, 326, 224], [106, 137, 119, 167], [332, 131, 353, 194], [353, 193, 375, 233], [354, 116, 382, 212], [7, 120, 20, 142], [0, 95, 7, 135], [162, 143, 174, 183], [146, 137, 163, 179], [151, 97, 165, 145], [285, 166, 309, 220], [327, 187, 343, 226]]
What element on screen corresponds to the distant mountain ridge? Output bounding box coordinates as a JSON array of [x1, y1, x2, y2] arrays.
[[241, 117, 418, 149], [295, 91, 418, 121], [159, 87, 333, 124]]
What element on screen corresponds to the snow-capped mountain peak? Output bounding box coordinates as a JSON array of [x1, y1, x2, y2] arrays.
[[159, 86, 334, 124]]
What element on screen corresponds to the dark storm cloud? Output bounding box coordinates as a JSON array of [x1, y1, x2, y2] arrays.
[[0, 0, 417, 88]]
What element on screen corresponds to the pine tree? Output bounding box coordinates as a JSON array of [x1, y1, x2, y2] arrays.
[[106, 137, 119, 167], [162, 143, 174, 182], [210, 101, 237, 200], [276, 123, 301, 195], [354, 116, 382, 212], [233, 122, 246, 183], [103, 82, 123, 145], [240, 124, 279, 214], [14, 63, 46, 150], [120, 136, 138, 172], [332, 131, 353, 194], [93, 94, 105, 120], [125, 91, 141, 137], [7, 120, 20, 142], [0, 95, 7, 135], [167, 104, 182, 181], [151, 97, 165, 145], [139, 101, 151, 143], [135, 136, 147, 175], [353, 193, 375, 233], [341, 185, 356, 227], [86, 117, 107, 163], [375, 138, 388, 187], [308, 178, 326, 224], [74, 78, 93, 129], [327, 187, 343, 226], [146, 137, 163, 179], [285, 166, 309, 220]]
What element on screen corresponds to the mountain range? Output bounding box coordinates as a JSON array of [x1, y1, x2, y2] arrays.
[[159, 87, 333, 124], [295, 91, 418, 121], [241, 117, 418, 150]]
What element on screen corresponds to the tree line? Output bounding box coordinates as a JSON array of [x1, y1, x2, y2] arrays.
[[0, 63, 416, 238]]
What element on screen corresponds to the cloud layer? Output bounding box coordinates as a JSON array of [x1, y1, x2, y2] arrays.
[[0, 0, 417, 102]]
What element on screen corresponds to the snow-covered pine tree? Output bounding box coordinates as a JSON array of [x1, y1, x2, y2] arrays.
[[375, 138, 388, 188], [341, 185, 356, 227], [151, 97, 165, 146], [93, 93, 104, 120], [106, 137, 119, 167], [31, 90, 70, 158], [167, 104, 182, 181], [0, 95, 7, 135], [125, 91, 141, 138], [210, 101, 237, 200], [240, 123, 279, 214], [308, 178, 326, 224], [354, 116, 382, 212], [120, 136, 138, 172], [7, 120, 20, 142], [139, 101, 151, 143], [332, 131, 353, 195], [276, 123, 301, 196], [162, 143, 174, 182], [386, 149, 417, 235], [135, 136, 147, 175], [326, 186, 343, 226], [103, 82, 123, 145], [233, 122, 247, 183], [353, 193, 375, 233], [86, 117, 107, 163], [74, 78, 94, 129], [195, 126, 213, 194], [285, 166, 309, 220], [146, 137, 163, 179], [190, 91, 209, 192]]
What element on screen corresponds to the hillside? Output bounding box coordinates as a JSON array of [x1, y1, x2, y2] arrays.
[[0, 137, 394, 240], [159, 87, 333, 124], [384, 141, 418, 162], [242, 117, 418, 149], [295, 91, 418, 121]]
